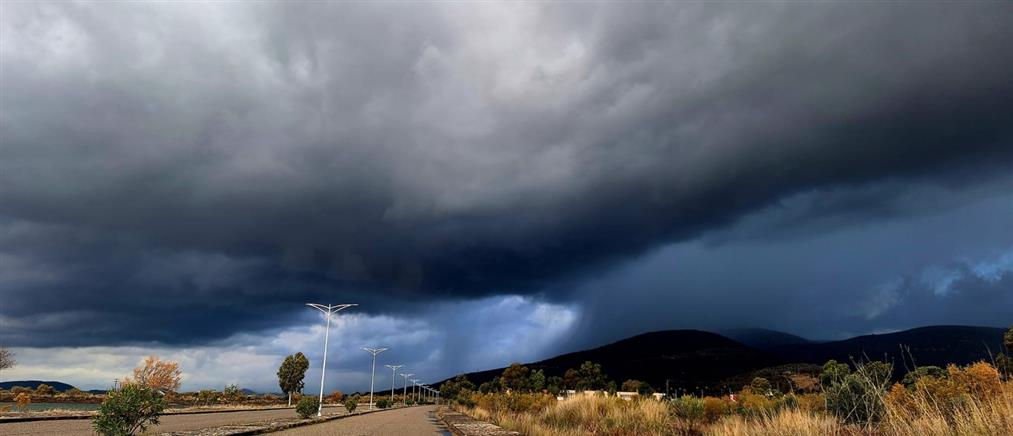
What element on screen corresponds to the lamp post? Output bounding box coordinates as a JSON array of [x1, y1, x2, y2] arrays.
[[411, 379, 419, 403], [400, 373, 414, 405], [385, 364, 402, 404], [361, 347, 387, 410], [306, 303, 357, 417]]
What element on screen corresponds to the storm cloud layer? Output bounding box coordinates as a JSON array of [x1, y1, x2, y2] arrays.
[[3, 0, 1013, 357]]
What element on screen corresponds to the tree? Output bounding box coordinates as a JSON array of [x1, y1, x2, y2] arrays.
[[129, 356, 182, 392], [546, 376, 564, 395], [92, 384, 167, 435], [278, 352, 310, 406], [574, 361, 608, 391], [621, 379, 654, 395], [0, 346, 14, 375], [478, 380, 499, 394], [439, 375, 475, 402], [500, 363, 530, 392], [563, 368, 579, 390], [1005, 324, 1013, 354], [529, 369, 546, 392]]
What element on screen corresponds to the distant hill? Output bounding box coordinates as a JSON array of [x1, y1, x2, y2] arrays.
[[718, 328, 813, 350], [437, 325, 1006, 395], [0, 380, 78, 392], [774, 325, 1006, 369], [441, 330, 778, 394]]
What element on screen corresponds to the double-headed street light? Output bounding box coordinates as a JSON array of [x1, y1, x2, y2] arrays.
[[411, 379, 420, 403], [400, 373, 414, 405], [361, 347, 387, 410], [306, 303, 357, 417], [384, 364, 402, 403]]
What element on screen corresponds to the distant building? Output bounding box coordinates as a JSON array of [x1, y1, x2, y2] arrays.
[[615, 391, 638, 401]]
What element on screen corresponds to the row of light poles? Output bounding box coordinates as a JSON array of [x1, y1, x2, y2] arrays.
[[306, 302, 438, 417]]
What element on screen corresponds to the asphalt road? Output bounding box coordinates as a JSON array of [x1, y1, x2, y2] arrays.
[[0, 405, 348, 436], [274, 406, 451, 436]]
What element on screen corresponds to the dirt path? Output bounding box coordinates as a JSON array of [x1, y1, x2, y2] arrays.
[[272, 405, 450, 436], [0, 405, 347, 435]]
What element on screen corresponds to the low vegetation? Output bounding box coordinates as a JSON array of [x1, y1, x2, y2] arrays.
[[344, 395, 359, 413], [92, 384, 167, 436], [295, 395, 319, 418], [446, 324, 1013, 435]]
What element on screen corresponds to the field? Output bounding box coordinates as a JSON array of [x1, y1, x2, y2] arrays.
[[453, 361, 1013, 435]]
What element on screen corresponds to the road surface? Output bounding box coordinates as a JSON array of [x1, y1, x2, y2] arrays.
[[274, 405, 450, 436], [0, 405, 348, 436]]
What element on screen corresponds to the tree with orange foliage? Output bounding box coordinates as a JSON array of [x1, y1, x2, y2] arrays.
[[15, 392, 31, 411], [326, 390, 345, 403], [128, 356, 182, 392]]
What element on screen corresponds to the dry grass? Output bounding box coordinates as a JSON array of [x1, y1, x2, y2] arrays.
[[882, 381, 1013, 436], [706, 409, 849, 436], [462, 379, 1013, 435], [466, 394, 676, 436]]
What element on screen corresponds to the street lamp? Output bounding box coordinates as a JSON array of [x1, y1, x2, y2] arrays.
[[399, 373, 413, 405], [411, 379, 419, 403], [361, 347, 387, 410], [307, 303, 357, 417], [384, 364, 402, 403]]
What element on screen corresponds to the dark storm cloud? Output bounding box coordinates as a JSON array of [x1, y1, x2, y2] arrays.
[[2, 2, 1013, 346]]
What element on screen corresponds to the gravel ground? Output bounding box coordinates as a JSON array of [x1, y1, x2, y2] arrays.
[[273, 405, 451, 436], [0, 405, 347, 436]]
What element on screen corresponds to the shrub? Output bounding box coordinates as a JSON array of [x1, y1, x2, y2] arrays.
[[901, 365, 946, 387], [950, 361, 1002, 398], [344, 396, 358, 413], [736, 391, 778, 417], [376, 398, 390, 409], [295, 395, 319, 418], [670, 395, 706, 425], [222, 384, 243, 403], [15, 393, 31, 411], [750, 377, 776, 396], [702, 396, 733, 422], [66, 388, 85, 398], [11, 386, 31, 395], [92, 384, 167, 436], [35, 383, 56, 396], [820, 360, 851, 387], [825, 361, 891, 426]]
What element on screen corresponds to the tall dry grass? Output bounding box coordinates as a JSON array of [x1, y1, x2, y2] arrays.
[[882, 380, 1013, 436], [706, 409, 847, 436], [461, 375, 1013, 435], [467, 394, 677, 436]]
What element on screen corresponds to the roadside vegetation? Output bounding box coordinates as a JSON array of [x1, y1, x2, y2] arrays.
[[442, 325, 1013, 435]]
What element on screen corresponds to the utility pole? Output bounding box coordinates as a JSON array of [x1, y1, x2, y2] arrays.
[[385, 364, 402, 403], [400, 373, 414, 405], [361, 347, 387, 410], [306, 303, 357, 416]]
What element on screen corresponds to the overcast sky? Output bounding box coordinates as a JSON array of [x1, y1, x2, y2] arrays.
[[2, 2, 1012, 392]]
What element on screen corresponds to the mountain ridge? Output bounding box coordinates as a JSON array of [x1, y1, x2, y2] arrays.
[[437, 325, 1006, 394]]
